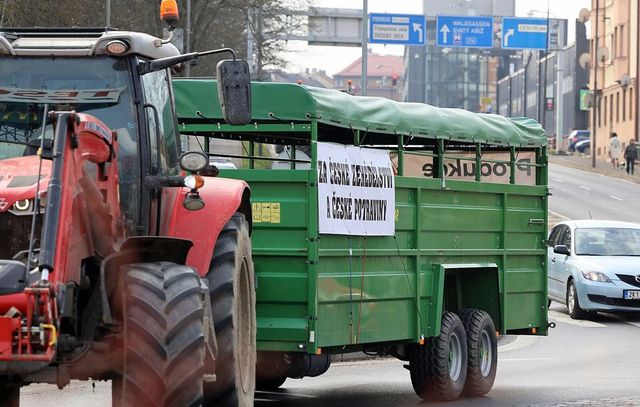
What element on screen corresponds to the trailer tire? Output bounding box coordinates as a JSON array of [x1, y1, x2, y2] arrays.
[[409, 311, 467, 401], [0, 382, 20, 407], [458, 309, 497, 397], [256, 375, 287, 391], [204, 213, 256, 407], [112, 262, 205, 407]]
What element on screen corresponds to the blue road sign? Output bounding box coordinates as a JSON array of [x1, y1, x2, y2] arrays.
[[436, 16, 493, 48], [369, 13, 426, 45], [501, 17, 549, 50]]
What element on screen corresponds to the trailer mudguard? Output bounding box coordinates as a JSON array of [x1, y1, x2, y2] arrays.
[[162, 176, 251, 277]]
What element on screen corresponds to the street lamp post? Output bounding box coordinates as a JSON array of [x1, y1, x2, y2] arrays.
[[592, 0, 599, 168], [361, 0, 368, 96]]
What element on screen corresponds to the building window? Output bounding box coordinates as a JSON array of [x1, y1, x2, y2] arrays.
[[613, 28, 617, 59], [616, 92, 620, 123], [623, 88, 626, 121], [630, 88, 634, 120], [610, 93, 614, 124], [598, 97, 602, 127], [604, 96, 607, 126], [619, 25, 625, 57]]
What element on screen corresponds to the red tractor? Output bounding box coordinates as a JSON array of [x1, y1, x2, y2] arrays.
[[0, 2, 255, 406]]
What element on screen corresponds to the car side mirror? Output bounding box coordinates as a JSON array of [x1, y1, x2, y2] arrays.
[[216, 59, 251, 125], [554, 245, 570, 255]]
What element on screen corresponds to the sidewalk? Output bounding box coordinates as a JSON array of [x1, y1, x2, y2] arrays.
[[548, 153, 640, 184]]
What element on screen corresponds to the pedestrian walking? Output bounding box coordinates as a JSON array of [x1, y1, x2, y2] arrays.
[[624, 138, 637, 175], [609, 132, 621, 168]]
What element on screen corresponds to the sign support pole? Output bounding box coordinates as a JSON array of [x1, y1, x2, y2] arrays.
[[361, 0, 368, 96]]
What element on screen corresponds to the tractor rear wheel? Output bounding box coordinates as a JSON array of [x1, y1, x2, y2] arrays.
[[204, 213, 256, 407], [409, 311, 468, 401], [0, 382, 20, 407], [112, 262, 205, 407]]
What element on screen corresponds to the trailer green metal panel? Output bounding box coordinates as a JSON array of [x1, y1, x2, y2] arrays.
[[173, 79, 549, 356]]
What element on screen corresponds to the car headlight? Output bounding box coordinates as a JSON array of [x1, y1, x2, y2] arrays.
[[581, 271, 611, 283]]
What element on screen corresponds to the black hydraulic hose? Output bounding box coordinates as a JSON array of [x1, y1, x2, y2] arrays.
[[38, 113, 71, 274]]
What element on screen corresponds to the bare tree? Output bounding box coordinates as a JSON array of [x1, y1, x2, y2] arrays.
[[0, 0, 309, 78]]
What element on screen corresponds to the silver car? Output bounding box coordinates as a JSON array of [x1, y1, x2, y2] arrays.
[[547, 220, 640, 319]]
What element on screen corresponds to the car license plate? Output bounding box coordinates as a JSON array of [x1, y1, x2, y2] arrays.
[[623, 290, 640, 300]]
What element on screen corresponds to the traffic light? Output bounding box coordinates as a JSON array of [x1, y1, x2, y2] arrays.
[[391, 74, 397, 87], [545, 97, 554, 111]]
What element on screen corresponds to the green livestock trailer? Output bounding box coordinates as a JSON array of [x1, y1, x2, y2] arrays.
[[173, 80, 549, 401]]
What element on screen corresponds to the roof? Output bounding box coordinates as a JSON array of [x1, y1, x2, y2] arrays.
[[0, 29, 179, 59], [334, 54, 404, 78], [266, 69, 329, 88], [173, 80, 546, 147], [561, 220, 640, 229]]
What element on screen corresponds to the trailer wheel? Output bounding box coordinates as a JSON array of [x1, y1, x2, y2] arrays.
[[256, 375, 287, 391], [204, 213, 256, 407], [409, 311, 467, 401], [0, 382, 20, 407], [112, 262, 205, 407], [458, 309, 497, 397]]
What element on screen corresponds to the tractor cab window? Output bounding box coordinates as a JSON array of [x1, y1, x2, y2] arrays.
[[140, 68, 180, 174], [0, 56, 141, 233]]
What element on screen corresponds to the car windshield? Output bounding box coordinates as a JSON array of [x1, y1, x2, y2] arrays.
[[575, 227, 640, 256], [0, 56, 137, 160]]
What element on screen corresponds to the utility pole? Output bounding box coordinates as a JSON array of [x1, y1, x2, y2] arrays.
[[106, 0, 111, 27], [592, 0, 599, 168], [185, 0, 191, 76], [541, 3, 550, 130], [361, 0, 368, 96], [555, 54, 564, 153]]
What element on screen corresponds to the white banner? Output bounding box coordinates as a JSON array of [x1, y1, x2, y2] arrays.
[[317, 143, 395, 236]]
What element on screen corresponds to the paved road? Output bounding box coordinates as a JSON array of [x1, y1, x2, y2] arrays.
[[549, 163, 640, 222], [21, 305, 640, 406], [21, 163, 640, 406]]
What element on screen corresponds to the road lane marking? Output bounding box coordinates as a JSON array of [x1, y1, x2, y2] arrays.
[[548, 310, 607, 328], [549, 209, 569, 221], [498, 335, 538, 352], [578, 185, 591, 191], [552, 178, 564, 183], [500, 358, 554, 362], [601, 313, 640, 329], [608, 195, 623, 201]]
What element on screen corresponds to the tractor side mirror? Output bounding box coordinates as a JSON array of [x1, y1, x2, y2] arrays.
[[216, 59, 251, 125], [554, 245, 570, 255]]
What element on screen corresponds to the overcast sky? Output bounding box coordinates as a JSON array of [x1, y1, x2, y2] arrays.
[[285, 0, 591, 75]]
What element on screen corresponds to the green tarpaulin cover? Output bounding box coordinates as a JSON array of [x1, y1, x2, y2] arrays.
[[173, 79, 546, 147]]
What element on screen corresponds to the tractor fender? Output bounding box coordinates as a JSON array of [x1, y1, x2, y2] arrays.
[[164, 177, 251, 277]]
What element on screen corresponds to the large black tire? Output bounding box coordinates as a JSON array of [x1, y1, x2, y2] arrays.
[[204, 213, 256, 407], [409, 311, 468, 401], [567, 280, 588, 320], [458, 309, 497, 397], [112, 262, 205, 407], [0, 382, 20, 407], [256, 375, 287, 391]]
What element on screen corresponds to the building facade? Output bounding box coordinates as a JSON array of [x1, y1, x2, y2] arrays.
[[590, 0, 639, 162], [496, 21, 590, 139], [334, 54, 405, 100], [402, 0, 515, 110]]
